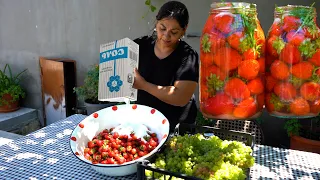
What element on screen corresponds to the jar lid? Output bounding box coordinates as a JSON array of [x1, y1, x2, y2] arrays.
[[210, 2, 257, 14], [211, 2, 256, 10]]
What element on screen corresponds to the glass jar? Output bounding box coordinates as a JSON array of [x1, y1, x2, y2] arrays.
[[265, 5, 320, 118], [199, 2, 265, 120]]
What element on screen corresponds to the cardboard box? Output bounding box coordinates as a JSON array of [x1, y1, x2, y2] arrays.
[[98, 37, 139, 102]]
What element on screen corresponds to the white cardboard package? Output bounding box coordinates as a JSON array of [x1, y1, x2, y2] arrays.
[[98, 37, 139, 102]]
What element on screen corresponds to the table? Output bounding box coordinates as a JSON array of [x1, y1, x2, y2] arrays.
[[0, 114, 319, 180]]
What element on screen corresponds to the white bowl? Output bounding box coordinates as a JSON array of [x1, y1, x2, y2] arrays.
[[69, 104, 170, 176]]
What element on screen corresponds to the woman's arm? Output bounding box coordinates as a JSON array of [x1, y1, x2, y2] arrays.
[[133, 68, 197, 107]]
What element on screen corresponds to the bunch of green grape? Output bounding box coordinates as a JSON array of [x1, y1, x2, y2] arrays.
[[145, 133, 255, 180]]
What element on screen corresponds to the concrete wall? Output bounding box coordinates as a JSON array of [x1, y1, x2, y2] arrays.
[[0, 0, 319, 147]]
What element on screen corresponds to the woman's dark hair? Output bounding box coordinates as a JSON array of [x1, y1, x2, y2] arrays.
[[156, 1, 189, 29]]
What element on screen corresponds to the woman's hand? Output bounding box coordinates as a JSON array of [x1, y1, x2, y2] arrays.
[[133, 68, 147, 90]]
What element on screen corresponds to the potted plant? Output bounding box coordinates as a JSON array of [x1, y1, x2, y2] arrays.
[[0, 64, 27, 112], [284, 118, 320, 154], [73, 65, 117, 115]]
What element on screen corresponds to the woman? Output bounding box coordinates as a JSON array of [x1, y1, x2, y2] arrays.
[[133, 1, 199, 131]]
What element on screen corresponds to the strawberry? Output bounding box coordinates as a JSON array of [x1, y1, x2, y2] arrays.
[[267, 36, 285, 57], [233, 97, 257, 118], [202, 93, 234, 116], [286, 31, 305, 46], [93, 113, 98, 118], [257, 57, 265, 73], [270, 60, 290, 80], [202, 14, 215, 34], [201, 32, 226, 55], [274, 82, 297, 101], [243, 48, 258, 60], [227, 31, 244, 51], [310, 99, 320, 114], [200, 52, 214, 67], [290, 97, 310, 116], [280, 43, 302, 65], [290, 61, 314, 80], [212, 47, 242, 72], [224, 78, 250, 100], [268, 21, 282, 36], [282, 15, 301, 32], [238, 59, 260, 80], [300, 82, 320, 101], [308, 50, 320, 67], [213, 12, 234, 34], [266, 74, 278, 92], [247, 78, 264, 95], [201, 65, 226, 83]]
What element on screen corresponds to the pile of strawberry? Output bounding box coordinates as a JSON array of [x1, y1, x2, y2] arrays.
[[83, 128, 159, 164], [265, 6, 320, 116], [199, 4, 265, 120]]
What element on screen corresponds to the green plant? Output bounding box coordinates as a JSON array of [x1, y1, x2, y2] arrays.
[[142, 0, 162, 19], [73, 65, 101, 104], [284, 117, 320, 141], [284, 119, 301, 136], [0, 64, 27, 106], [145, 0, 157, 13]]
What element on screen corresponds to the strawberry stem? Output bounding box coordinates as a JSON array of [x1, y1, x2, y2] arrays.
[[272, 37, 285, 54], [299, 39, 317, 58], [315, 39, 320, 49], [206, 74, 224, 96], [236, 4, 259, 55], [312, 67, 320, 83], [290, 3, 318, 38], [289, 76, 304, 87], [270, 93, 285, 111], [201, 34, 211, 53]]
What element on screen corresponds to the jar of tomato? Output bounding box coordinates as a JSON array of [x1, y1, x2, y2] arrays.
[[265, 4, 320, 118], [199, 2, 265, 120]]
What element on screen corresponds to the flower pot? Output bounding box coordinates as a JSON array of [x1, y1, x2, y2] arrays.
[[0, 94, 20, 113], [84, 100, 117, 115], [290, 135, 320, 154]]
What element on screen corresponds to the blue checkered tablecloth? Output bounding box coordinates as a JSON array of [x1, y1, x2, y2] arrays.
[[0, 114, 136, 180], [250, 145, 320, 180], [0, 114, 319, 180]]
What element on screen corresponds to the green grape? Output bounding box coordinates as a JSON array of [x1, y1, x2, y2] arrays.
[[145, 133, 255, 180], [145, 164, 164, 179], [222, 141, 255, 169], [213, 162, 246, 180]]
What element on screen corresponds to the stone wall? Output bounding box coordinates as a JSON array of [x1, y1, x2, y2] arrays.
[[0, 108, 41, 135]]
